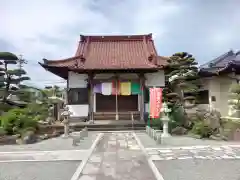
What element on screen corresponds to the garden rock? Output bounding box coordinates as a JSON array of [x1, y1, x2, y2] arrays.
[[38, 120, 49, 125], [0, 136, 17, 145], [52, 129, 60, 137], [39, 134, 49, 140], [22, 131, 38, 144], [209, 135, 223, 141], [45, 117, 54, 124], [171, 126, 187, 135], [0, 127, 6, 137], [205, 110, 221, 130], [16, 138, 23, 145]]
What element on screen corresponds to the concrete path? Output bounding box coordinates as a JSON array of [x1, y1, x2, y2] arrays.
[[78, 132, 156, 180]]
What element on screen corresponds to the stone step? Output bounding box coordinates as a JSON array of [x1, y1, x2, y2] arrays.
[[87, 126, 146, 131], [39, 121, 146, 133], [94, 112, 140, 120]]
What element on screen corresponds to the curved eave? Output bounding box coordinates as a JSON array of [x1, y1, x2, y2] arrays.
[[42, 56, 78, 65], [218, 62, 240, 75], [68, 66, 163, 74], [38, 62, 68, 79], [198, 69, 218, 77]]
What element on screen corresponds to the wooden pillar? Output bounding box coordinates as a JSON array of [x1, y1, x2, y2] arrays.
[[139, 73, 145, 121], [66, 77, 69, 104], [115, 75, 119, 120], [88, 73, 94, 123]]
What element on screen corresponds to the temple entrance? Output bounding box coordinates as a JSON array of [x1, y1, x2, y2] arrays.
[[118, 95, 138, 112], [95, 94, 116, 112], [95, 94, 138, 112]]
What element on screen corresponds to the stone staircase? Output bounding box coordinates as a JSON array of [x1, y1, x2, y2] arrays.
[[83, 122, 145, 131], [93, 111, 140, 120], [40, 119, 146, 133]]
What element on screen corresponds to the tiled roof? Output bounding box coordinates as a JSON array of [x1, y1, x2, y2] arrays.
[[199, 50, 240, 69], [199, 50, 240, 75], [41, 34, 166, 70]]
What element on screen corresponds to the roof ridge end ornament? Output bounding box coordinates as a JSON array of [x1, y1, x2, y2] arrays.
[[42, 58, 48, 64], [148, 53, 155, 61], [79, 54, 86, 62]]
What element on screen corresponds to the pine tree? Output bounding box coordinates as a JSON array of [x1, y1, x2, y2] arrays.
[[0, 52, 30, 106], [163, 52, 200, 126]]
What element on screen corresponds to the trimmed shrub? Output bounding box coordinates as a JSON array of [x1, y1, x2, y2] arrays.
[[191, 121, 214, 138], [0, 108, 38, 135]]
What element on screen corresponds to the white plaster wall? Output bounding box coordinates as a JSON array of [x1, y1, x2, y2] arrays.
[[219, 77, 233, 116], [67, 105, 89, 117], [68, 71, 88, 88], [145, 103, 149, 113], [94, 73, 115, 79], [205, 76, 235, 116], [145, 70, 165, 87], [68, 71, 88, 117]]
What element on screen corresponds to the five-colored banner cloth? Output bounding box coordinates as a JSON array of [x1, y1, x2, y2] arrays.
[[149, 88, 163, 118], [93, 83, 101, 93], [93, 81, 141, 95], [131, 82, 141, 95], [120, 82, 131, 95], [101, 83, 112, 95]]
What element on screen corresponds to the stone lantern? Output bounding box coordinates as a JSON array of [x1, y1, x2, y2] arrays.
[[161, 103, 171, 137], [61, 105, 72, 138]]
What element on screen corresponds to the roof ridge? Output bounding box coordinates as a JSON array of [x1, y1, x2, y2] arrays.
[[79, 34, 152, 42], [200, 50, 234, 68]]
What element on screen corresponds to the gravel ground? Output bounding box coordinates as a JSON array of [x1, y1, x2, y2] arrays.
[[155, 159, 240, 180], [0, 132, 98, 152], [0, 161, 81, 180]]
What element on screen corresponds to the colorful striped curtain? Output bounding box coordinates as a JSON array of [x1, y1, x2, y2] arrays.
[[93, 84, 102, 93], [112, 80, 120, 95], [120, 82, 131, 96], [101, 83, 112, 95], [131, 82, 141, 95]]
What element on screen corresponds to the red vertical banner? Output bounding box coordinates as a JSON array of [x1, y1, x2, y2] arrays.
[[149, 88, 162, 118]]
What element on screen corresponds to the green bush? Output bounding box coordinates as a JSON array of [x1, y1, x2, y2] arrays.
[[150, 118, 162, 129], [191, 121, 214, 138], [0, 108, 38, 135], [169, 106, 186, 126]]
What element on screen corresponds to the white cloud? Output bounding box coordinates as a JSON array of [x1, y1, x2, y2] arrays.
[[0, 0, 185, 87]]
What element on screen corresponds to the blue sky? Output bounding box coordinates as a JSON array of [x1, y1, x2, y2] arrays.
[[1, 0, 240, 88]]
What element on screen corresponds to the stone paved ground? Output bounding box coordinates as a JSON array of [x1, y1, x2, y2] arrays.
[[0, 131, 98, 152], [147, 145, 240, 161], [0, 161, 80, 180], [135, 131, 240, 148], [136, 131, 240, 180], [155, 159, 240, 180], [0, 132, 98, 180], [1, 131, 240, 180], [78, 132, 156, 180]]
